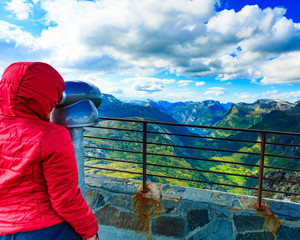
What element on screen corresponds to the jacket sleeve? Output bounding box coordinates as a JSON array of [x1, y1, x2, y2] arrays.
[[41, 126, 98, 239]]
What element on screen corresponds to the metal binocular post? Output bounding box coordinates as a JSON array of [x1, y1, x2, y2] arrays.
[[51, 81, 102, 198]]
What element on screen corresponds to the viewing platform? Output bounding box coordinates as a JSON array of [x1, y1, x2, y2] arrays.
[[83, 117, 300, 240]]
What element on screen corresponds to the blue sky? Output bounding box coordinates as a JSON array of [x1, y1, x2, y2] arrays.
[[0, 0, 300, 103]]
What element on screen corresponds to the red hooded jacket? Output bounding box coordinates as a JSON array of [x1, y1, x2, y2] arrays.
[[0, 62, 98, 238]]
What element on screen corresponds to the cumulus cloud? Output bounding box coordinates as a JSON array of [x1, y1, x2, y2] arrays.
[[177, 80, 194, 86], [36, 0, 219, 72], [269, 91, 300, 103], [0, 20, 41, 64], [122, 77, 175, 93], [262, 89, 279, 95], [205, 87, 225, 96], [1, 0, 300, 86], [106, 87, 123, 94], [5, 0, 32, 20], [235, 93, 250, 99], [196, 81, 205, 86], [260, 52, 300, 84], [0, 20, 36, 47]]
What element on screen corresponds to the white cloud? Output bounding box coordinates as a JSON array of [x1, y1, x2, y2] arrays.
[[260, 52, 300, 84], [0, 20, 38, 58], [262, 90, 279, 95], [208, 87, 224, 90], [196, 81, 205, 86], [36, 0, 219, 73], [177, 80, 194, 86], [235, 92, 251, 99], [205, 87, 225, 96], [1, 0, 300, 90], [106, 87, 123, 95], [5, 0, 32, 20], [122, 77, 175, 93], [234, 92, 260, 100], [263, 91, 300, 103]]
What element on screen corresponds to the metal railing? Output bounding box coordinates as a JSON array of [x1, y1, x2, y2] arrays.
[[84, 117, 300, 210]]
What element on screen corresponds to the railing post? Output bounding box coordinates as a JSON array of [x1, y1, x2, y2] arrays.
[[142, 122, 148, 192], [256, 132, 266, 210]]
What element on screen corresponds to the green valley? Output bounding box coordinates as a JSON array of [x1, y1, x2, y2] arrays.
[[84, 95, 300, 201]]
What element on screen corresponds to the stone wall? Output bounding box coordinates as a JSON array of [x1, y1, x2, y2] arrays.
[[85, 174, 300, 240]]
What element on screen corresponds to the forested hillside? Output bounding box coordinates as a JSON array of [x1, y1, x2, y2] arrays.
[[84, 95, 299, 199]]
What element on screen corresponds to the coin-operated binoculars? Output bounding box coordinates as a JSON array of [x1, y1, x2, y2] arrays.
[[51, 81, 101, 198]]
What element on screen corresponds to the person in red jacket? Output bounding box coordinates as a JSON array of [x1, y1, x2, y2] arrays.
[[0, 62, 99, 240]]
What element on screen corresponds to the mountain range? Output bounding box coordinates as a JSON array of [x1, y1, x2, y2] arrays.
[[100, 94, 298, 132], [84, 94, 299, 200]]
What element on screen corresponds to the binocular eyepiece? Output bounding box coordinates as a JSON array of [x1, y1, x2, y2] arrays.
[[56, 81, 102, 108], [51, 81, 102, 128]]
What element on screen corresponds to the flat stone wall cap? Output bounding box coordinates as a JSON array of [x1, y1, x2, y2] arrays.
[[182, 188, 213, 202], [102, 181, 138, 195], [267, 199, 300, 220], [210, 192, 241, 208], [237, 195, 259, 211], [85, 174, 107, 188], [161, 185, 186, 202]]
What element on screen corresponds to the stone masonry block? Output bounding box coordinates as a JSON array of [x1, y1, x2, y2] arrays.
[[151, 216, 186, 238], [236, 232, 274, 240], [276, 226, 300, 240], [188, 218, 232, 240], [85, 192, 99, 208], [182, 188, 213, 203], [211, 192, 241, 209], [233, 215, 265, 232], [102, 181, 138, 195], [109, 195, 135, 212], [94, 194, 105, 209], [267, 200, 300, 220], [188, 209, 209, 232], [95, 205, 148, 232]]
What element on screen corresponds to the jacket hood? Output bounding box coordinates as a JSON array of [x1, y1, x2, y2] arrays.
[[0, 62, 65, 121]]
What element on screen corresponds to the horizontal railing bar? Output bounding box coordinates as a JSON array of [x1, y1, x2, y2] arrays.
[[263, 177, 300, 185], [147, 173, 257, 190], [265, 153, 300, 160], [86, 126, 142, 133], [147, 162, 258, 179], [84, 140, 299, 160], [84, 155, 142, 165], [193, 135, 260, 144], [262, 188, 300, 196], [99, 117, 300, 136], [99, 117, 145, 123], [266, 141, 300, 148], [147, 131, 261, 144], [84, 165, 143, 175], [147, 141, 260, 156], [147, 152, 260, 167], [85, 165, 299, 195], [264, 165, 300, 172], [84, 146, 143, 154], [147, 131, 208, 139], [83, 117, 300, 199], [84, 135, 143, 144]]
